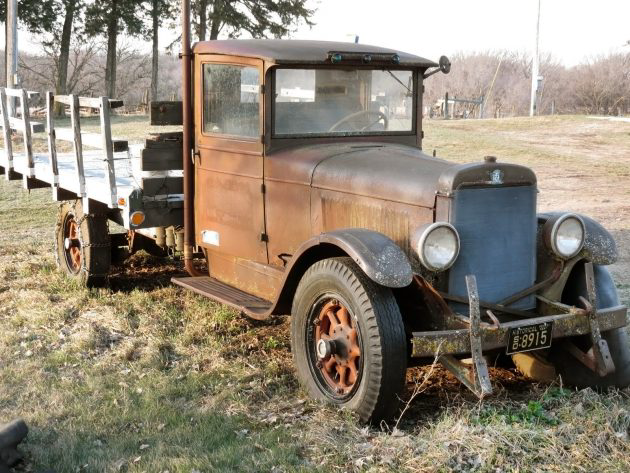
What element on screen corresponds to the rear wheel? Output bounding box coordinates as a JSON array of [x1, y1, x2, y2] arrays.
[[55, 200, 111, 288], [291, 257, 407, 423]]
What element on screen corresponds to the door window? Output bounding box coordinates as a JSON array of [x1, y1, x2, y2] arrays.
[[203, 64, 260, 138]]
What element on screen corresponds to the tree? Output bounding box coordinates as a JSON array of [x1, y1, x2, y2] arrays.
[[148, 0, 175, 102], [191, 0, 314, 42], [85, 0, 144, 98], [0, 0, 56, 34]]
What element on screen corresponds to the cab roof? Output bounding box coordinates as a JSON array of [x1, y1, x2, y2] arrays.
[[193, 39, 438, 68]]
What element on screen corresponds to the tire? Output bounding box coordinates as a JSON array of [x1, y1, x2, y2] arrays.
[[54, 200, 111, 288], [514, 264, 630, 388], [290, 257, 407, 423]]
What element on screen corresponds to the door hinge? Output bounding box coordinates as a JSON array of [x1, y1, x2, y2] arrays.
[[260, 183, 266, 194], [260, 232, 269, 243], [421, 130, 425, 139], [260, 84, 265, 94]]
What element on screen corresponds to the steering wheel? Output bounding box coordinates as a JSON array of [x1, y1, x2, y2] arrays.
[[328, 110, 389, 132]]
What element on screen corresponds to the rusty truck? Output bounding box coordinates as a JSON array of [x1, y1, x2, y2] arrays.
[[0, 0, 627, 423]]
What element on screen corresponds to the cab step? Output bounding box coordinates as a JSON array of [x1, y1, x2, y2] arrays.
[[171, 276, 272, 318]]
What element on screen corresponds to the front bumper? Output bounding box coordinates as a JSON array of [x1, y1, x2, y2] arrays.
[[410, 262, 628, 398], [411, 305, 628, 357]]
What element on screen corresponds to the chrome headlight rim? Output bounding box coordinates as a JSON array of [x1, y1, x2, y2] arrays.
[[415, 222, 461, 272], [546, 213, 585, 259]]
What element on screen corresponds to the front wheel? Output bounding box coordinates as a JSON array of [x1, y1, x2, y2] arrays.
[[291, 257, 407, 423]]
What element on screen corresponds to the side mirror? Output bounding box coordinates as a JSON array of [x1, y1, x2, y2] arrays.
[[439, 55, 451, 74], [423, 55, 452, 79]]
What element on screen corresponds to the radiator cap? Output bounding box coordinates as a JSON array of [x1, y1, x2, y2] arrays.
[[484, 155, 498, 163]]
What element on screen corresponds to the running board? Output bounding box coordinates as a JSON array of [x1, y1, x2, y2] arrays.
[[171, 276, 272, 318]]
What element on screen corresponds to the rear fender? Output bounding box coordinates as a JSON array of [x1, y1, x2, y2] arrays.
[[271, 228, 412, 315]]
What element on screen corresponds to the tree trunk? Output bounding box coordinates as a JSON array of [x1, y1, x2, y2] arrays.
[[151, 0, 159, 102], [105, 0, 119, 98], [55, 0, 77, 117], [198, 0, 207, 41], [209, 0, 223, 40]]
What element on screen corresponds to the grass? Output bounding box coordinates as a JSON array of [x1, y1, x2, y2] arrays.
[[0, 114, 629, 472]]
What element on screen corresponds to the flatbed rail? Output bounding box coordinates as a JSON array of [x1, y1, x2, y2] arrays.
[[0, 87, 183, 229]]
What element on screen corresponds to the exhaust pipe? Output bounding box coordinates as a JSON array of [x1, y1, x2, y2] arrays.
[[182, 0, 203, 277]]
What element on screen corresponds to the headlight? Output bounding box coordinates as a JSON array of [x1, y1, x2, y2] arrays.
[[544, 213, 585, 259], [414, 222, 460, 272]]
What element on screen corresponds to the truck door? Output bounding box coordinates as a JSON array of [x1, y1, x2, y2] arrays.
[[194, 56, 267, 264]]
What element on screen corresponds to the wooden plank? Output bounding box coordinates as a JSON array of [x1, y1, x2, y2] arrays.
[[69, 94, 86, 196], [55, 128, 128, 152], [142, 176, 183, 196], [24, 176, 50, 190], [141, 147, 183, 171], [0, 88, 14, 180], [99, 96, 118, 208], [53, 186, 78, 202], [4, 88, 39, 99], [150, 101, 183, 126], [146, 131, 183, 149], [54, 95, 124, 110], [46, 92, 59, 185], [20, 88, 35, 181], [6, 117, 45, 133]]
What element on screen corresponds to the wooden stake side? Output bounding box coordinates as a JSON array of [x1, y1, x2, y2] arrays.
[[46, 92, 59, 186], [69, 94, 86, 197], [99, 96, 118, 208], [0, 88, 14, 181], [20, 88, 35, 182]]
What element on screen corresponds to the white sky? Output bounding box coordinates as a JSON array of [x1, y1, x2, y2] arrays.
[[290, 0, 630, 66], [11, 0, 630, 66]]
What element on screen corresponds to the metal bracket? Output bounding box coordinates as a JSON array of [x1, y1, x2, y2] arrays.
[[580, 262, 615, 376], [439, 274, 493, 398]]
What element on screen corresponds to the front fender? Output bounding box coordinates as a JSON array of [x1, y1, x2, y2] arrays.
[[269, 228, 412, 316], [316, 229, 413, 288], [538, 212, 618, 265]]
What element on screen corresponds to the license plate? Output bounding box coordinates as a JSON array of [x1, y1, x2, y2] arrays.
[[506, 322, 553, 355]]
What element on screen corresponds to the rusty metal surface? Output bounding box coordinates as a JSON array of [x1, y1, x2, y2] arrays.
[[193, 39, 438, 68], [411, 305, 628, 357], [464, 274, 492, 397], [437, 162, 537, 194], [583, 262, 616, 375], [172, 276, 272, 319]]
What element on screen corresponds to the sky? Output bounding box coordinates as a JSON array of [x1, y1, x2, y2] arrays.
[[10, 0, 630, 67], [288, 0, 630, 66]]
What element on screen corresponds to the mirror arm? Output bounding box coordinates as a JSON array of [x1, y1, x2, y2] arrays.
[[423, 67, 442, 79]]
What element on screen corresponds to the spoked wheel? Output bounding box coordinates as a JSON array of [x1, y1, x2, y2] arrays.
[[55, 200, 111, 288], [291, 257, 407, 423], [312, 298, 363, 398], [62, 216, 82, 274]]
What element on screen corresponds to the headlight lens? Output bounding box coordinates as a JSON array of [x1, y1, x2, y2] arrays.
[[548, 214, 585, 259], [415, 223, 460, 272]]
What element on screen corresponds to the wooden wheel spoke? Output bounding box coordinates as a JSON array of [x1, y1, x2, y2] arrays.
[[337, 307, 350, 327]]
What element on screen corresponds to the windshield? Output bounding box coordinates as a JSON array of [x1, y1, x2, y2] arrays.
[[273, 68, 414, 137]]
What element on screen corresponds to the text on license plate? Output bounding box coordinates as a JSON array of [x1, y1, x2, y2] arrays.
[[506, 322, 553, 355]]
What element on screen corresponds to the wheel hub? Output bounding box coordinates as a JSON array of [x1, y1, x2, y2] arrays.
[[314, 299, 361, 395]]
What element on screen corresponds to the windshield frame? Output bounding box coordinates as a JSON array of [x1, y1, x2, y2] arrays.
[[270, 66, 418, 140]]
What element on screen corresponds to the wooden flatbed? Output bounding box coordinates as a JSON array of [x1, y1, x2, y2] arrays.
[[0, 88, 183, 230]]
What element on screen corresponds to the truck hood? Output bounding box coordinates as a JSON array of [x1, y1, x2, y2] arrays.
[[266, 142, 537, 209]]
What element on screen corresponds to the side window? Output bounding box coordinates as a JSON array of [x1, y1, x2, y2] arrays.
[[203, 64, 260, 138]]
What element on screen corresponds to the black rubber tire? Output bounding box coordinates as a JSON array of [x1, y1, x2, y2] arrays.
[[290, 257, 407, 423], [514, 264, 630, 388], [54, 200, 111, 288]]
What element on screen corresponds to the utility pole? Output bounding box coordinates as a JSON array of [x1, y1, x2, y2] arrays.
[[529, 0, 541, 117], [6, 0, 18, 89]]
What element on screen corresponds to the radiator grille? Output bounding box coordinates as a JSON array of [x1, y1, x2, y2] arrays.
[[447, 185, 537, 312]]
